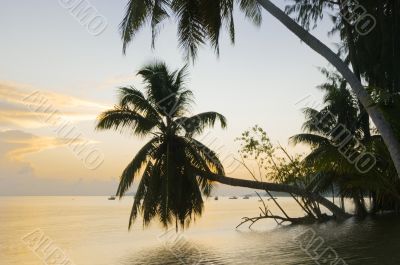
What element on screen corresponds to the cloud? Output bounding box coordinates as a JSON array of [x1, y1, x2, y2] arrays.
[[1, 130, 86, 161], [0, 130, 86, 161], [0, 130, 115, 195], [0, 130, 62, 186], [0, 80, 109, 128]]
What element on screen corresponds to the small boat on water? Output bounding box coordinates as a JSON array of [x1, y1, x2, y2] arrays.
[[108, 196, 116, 200], [214, 196, 219, 200], [229, 196, 238, 200], [243, 195, 250, 199]]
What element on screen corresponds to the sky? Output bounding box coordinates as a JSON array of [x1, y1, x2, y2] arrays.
[[0, 0, 340, 195]]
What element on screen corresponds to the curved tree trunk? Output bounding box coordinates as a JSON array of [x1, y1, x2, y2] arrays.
[[198, 170, 351, 220], [256, 0, 400, 178], [339, 0, 371, 141]]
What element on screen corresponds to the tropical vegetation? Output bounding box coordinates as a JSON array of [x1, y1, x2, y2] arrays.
[[291, 69, 400, 217], [118, 0, 400, 178], [96, 0, 400, 229], [96, 61, 227, 229], [96, 62, 352, 229], [234, 69, 400, 222]]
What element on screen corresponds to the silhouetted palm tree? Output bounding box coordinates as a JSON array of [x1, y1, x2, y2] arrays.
[[119, 0, 400, 179], [291, 70, 400, 216], [96, 61, 226, 229]]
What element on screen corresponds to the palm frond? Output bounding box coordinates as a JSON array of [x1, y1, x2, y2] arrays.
[[150, 0, 170, 48], [129, 161, 153, 229], [137, 62, 183, 115], [118, 86, 163, 121], [290, 133, 331, 147], [176, 111, 227, 136], [187, 138, 225, 175], [169, 89, 194, 117], [172, 64, 189, 92], [119, 0, 263, 62], [96, 107, 158, 136], [171, 0, 206, 61], [238, 0, 262, 26], [200, 0, 223, 54], [116, 137, 160, 197], [121, 0, 153, 53]]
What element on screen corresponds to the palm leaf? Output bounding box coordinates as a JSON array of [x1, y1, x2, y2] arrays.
[[96, 107, 158, 136], [128, 161, 154, 229], [290, 133, 330, 147], [171, 0, 206, 61], [150, 0, 170, 48], [238, 0, 262, 26], [116, 137, 160, 197], [176, 111, 227, 136], [118, 86, 163, 120], [121, 0, 153, 53]]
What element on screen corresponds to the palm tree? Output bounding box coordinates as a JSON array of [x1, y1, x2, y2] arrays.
[[291, 71, 367, 216], [287, 0, 400, 142], [97, 62, 349, 229], [291, 70, 400, 216], [118, 0, 400, 179], [96, 61, 227, 229]]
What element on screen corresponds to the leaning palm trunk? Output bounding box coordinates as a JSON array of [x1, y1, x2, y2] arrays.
[[195, 169, 351, 220], [256, 0, 400, 178]]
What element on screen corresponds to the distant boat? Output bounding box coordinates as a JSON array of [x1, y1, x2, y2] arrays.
[[108, 196, 116, 200], [229, 196, 238, 200], [214, 196, 219, 200], [243, 195, 250, 199]]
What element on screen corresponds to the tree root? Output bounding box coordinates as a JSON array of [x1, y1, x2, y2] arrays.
[[236, 192, 337, 229]]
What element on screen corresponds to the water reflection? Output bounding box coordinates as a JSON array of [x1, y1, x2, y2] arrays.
[[119, 216, 400, 265], [2, 197, 400, 265], [120, 243, 226, 265]]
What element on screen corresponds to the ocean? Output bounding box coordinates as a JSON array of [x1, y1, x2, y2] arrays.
[[1, 196, 399, 265]]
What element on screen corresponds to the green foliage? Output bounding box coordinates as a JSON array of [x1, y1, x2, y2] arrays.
[[286, 0, 400, 96], [235, 125, 313, 186], [96, 61, 226, 229], [120, 0, 262, 61], [368, 86, 400, 139], [236, 125, 274, 165], [285, 0, 334, 30], [292, 69, 400, 211]]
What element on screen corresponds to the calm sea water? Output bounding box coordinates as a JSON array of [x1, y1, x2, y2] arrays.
[[0, 196, 399, 265]]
